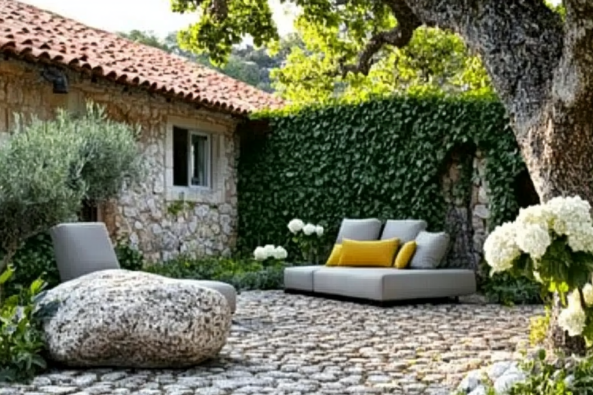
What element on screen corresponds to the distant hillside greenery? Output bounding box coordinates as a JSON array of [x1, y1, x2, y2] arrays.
[[118, 30, 302, 93]]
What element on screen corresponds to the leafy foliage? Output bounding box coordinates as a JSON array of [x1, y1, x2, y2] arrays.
[[74, 103, 145, 204], [238, 94, 525, 260], [145, 255, 294, 291], [477, 350, 593, 395], [271, 24, 492, 104], [1, 234, 59, 299], [0, 268, 49, 382], [478, 262, 545, 306]]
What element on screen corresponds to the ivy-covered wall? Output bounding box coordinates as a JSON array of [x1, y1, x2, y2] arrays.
[[237, 95, 527, 267]]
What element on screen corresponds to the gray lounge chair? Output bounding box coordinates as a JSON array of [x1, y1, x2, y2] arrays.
[[49, 222, 237, 313]]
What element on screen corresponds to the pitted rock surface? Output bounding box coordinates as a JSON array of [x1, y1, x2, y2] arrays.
[[39, 270, 232, 368], [4, 291, 542, 394]]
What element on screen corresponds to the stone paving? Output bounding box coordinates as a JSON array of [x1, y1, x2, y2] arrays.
[[0, 291, 543, 395]]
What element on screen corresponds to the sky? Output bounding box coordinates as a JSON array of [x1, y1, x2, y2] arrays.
[[18, 0, 297, 39]]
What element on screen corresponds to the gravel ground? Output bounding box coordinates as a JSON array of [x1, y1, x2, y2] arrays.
[[0, 291, 543, 395]]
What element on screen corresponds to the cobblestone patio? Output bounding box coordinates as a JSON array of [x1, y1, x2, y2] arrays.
[[0, 291, 543, 395]]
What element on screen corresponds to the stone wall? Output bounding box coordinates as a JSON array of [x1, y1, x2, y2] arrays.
[[0, 58, 241, 262], [441, 147, 490, 269]]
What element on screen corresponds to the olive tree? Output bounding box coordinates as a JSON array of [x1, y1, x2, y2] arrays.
[[0, 114, 87, 277]]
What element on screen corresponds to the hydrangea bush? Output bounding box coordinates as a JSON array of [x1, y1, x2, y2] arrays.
[[484, 196, 593, 341], [287, 218, 324, 263], [253, 244, 288, 263]]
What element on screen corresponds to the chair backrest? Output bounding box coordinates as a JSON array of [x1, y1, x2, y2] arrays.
[[50, 222, 121, 282]]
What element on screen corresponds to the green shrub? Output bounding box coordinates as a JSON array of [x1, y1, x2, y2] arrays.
[[0, 268, 49, 382], [115, 243, 146, 271], [2, 233, 59, 299], [477, 262, 546, 305], [145, 255, 288, 291], [239, 95, 525, 264]]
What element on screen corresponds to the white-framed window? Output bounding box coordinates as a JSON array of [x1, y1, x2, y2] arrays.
[[172, 126, 212, 188]]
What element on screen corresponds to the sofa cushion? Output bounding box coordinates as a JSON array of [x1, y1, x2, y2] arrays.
[[335, 218, 382, 244], [409, 231, 450, 269], [312, 267, 476, 301], [339, 238, 400, 267], [284, 266, 324, 292], [394, 241, 417, 269], [381, 220, 428, 243]]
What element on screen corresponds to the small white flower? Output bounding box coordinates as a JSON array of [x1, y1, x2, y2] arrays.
[[315, 225, 324, 237], [263, 244, 276, 257], [287, 218, 305, 234], [303, 223, 316, 236], [483, 222, 521, 274], [558, 290, 587, 337], [272, 246, 288, 260], [253, 246, 267, 261], [583, 284, 593, 306]]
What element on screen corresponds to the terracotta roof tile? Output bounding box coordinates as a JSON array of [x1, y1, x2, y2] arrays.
[[0, 0, 285, 115]]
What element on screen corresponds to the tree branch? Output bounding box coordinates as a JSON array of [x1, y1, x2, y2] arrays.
[[340, 0, 421, 77]]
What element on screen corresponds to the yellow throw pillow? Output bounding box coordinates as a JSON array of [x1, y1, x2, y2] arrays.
[[338, 238, 400, 267], [394, 241, 417, 269], [325, 244, 343, 266]]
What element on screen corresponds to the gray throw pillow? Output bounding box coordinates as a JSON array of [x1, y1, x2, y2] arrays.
[[409, 231, 450, 269], [381, 219, 427, 243], [335, 218, 382, 244]]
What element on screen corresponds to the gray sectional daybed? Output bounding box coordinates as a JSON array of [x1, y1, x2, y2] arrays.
[[284, 218, 476, 303]]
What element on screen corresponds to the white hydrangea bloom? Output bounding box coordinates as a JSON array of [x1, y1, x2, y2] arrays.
[[483, 222, 522, 274], [566, 222, 593, 253], [315, 225, 324, 237], [546, 196, 592, 236], [583, 284, 593, 306], [303, 223, 316, 236], [516, 204, 552, 229], [287, 218, 305, 234], [558, 290, 587, 336], [273, 246, 288, 260], [253, 246, 267, 261], [515, 223, 551, 259]]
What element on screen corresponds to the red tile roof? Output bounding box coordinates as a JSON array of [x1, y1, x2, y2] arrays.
[[0, 0, 284, 115]]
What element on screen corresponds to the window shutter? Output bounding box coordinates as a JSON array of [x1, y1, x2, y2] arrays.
[[173, 127, 189, 186]]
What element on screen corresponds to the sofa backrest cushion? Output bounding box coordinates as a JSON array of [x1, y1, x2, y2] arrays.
[[381, 219, 428, 243], [335, 218, 382, 244], [409, 231, 450, 269], [50, 222, 121, 282]]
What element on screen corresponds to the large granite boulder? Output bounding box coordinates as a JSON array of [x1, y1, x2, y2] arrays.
[[37, 269, 232, 368]]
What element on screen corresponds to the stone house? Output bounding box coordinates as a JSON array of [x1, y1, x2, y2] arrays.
[[0, 0, 283, 261]]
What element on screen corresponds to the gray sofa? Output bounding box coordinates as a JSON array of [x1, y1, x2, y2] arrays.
[[284, 218, 476, 302]]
